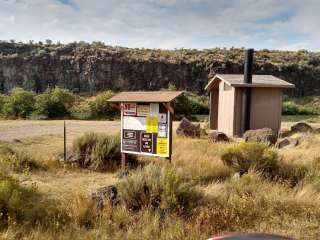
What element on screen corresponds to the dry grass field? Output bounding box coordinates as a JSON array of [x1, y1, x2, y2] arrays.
[[1, 119, 320, 239]]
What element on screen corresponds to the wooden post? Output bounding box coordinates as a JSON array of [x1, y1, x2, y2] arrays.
[[121, 153, 127, 171], [168, 111, 172, 163], [64, 121, 67, 161]]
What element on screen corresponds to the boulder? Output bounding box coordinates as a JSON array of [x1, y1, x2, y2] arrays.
[[278, 128, 293, 138], [276, 137, 299, 149], [244, 128, 277, 145], [176, 118, 200, 138], [208, 131, 229, 142], [91, 185, 119, 210], [291, 122, 313, 133]]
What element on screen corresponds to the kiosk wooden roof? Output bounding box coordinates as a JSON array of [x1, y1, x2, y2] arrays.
[[107, 91, 183, 103]]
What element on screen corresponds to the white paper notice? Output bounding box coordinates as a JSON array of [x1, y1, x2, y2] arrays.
[[149, 103, 159, 116], [123, 116, 146, 131]]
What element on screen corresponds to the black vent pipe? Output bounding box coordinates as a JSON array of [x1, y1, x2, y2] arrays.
[[240, 49, 254, 135]]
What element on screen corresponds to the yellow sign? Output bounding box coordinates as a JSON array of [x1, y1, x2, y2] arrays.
[[157, 138, 168, 155], [146, 116, 158, 133]]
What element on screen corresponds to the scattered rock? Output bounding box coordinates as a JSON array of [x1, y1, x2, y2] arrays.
[[291, 122, 313, 133], [278, 128, 292, 138], [91, 185, 119, 210], [244, 128, 277, 145], [208, 131, 229, 142], [276, 137, 299, 149], [176, 118, 200, 138], [314, 128, 320, 134]]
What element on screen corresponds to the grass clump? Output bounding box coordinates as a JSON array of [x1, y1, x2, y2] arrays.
[[118, 164, 200, 214], [72, 132, 136, 171]]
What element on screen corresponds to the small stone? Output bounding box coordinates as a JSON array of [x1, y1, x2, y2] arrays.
[[278, 128, 292, 138], [291, 122, 313, 133], [91, 185, 119, 210], [313, 128, 320, 134], [276, 137, 299, 149], [208, 131, 229, 142]]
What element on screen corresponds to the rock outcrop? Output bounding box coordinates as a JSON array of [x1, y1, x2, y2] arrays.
[[0, 42, 319, 96]]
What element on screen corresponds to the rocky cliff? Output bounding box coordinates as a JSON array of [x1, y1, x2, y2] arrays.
[[1, 41, 320, 96]]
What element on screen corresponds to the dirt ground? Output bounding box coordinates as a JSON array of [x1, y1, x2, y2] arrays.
[[0, 120, 121, 142]]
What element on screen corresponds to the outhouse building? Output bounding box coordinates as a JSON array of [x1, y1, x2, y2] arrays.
[[205, 74, 294, 136]]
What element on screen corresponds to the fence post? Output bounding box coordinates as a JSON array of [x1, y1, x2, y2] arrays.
[[64, 121, 67, 162]]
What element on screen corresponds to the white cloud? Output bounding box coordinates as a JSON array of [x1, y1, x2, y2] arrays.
[[0, 0, 319, 50]]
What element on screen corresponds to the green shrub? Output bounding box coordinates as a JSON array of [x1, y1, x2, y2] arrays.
[[72, 132, 135, 171], [0, 94, 8, 116], [89, 91, 118, 119], [2, 88, 35, 118], [282, 100, 318, 115], [221, 142, 279, 175], [118, 164, 200, 214], [174, 92, 209, 117], [35, 87, 75, 118]]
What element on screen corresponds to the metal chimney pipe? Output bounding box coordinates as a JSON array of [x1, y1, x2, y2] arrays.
[[240, 49, 254, 135]]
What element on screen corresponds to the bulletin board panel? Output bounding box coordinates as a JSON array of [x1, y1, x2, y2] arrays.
[[120, 102, 171, 158]]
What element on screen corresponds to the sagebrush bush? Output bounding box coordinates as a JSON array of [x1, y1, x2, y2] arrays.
[[72, 132, 135, 171], [118, 164, 200, 213], [35, 87, 75, 118], [2, 88, 35, 118], [89, 91, 118, 119], [221, 142, 279, 175], [0, 173, 59, 227], [0, 146, 41, 173]]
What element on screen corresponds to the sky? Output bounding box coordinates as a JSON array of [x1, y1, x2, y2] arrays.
[[0, 0, 319, 51]]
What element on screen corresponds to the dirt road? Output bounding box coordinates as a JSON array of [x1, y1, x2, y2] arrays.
[[0, 120, 121, 141]]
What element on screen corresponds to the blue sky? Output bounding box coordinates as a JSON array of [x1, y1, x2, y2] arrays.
[[0, 0, 319, 51]]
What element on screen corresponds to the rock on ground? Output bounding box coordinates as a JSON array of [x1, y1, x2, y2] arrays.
[[91, 185, 119, 210], [278, 128, 293, 138], [208, 131, 229, 142], [276, 137, 299, 149], [244, 128, 278, 145], [176, 118, 200, 138], [291, 122, 314, 133]]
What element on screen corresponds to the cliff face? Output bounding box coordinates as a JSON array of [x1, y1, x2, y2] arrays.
[[0, 42, 320, 97]]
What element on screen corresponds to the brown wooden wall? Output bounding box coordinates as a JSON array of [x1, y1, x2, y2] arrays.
[[250, 88, 282, 133], [233, 87, 283, 135]]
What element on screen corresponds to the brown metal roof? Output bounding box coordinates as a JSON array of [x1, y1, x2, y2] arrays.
[[205, 74, 295, 91], [107, 91, 183, 103]]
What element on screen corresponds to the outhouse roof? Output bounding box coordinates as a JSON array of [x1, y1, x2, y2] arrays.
[[205, 74, 295, 91], [107, 91, 183, 103]]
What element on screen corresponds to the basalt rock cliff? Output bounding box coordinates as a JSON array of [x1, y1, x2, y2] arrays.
[[1, 41, 320, 96]]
